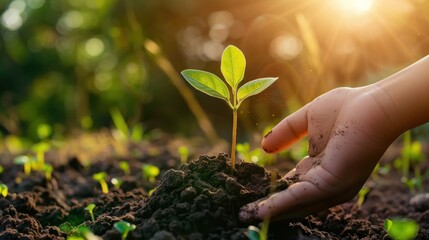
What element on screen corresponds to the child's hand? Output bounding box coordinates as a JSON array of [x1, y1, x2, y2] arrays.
[[240, 86, 399, 221]]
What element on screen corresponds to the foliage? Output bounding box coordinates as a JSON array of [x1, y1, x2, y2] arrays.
[[85, 203, 96, 222], [384, 218, 419, 240], [182, 45, 277, 170], [236, 142, 275, 166], [142, 164, 160, 183], [119, 161, 130, 175], [92, 172, 109, 194], [357, 186, 370, 207], [111, 177, 123, 189], [0, 183, 8, 197], [114, 221, 136, 240], [177, 145, 189, 164]]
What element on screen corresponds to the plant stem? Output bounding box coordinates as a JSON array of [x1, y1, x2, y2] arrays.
[[231, 108, 237, 172], [403, 130, 411, 177]]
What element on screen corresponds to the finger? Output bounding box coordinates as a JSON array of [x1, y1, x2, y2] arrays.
[[262, 105, 309, 153], [240, 181, 323, 221]]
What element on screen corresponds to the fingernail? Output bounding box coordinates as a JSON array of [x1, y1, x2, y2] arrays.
[[264, 130, 273, 138]]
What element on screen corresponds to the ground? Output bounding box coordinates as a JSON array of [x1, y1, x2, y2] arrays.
[[0, 132, 428, 239]]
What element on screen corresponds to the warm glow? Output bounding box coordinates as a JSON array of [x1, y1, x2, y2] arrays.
[[333, 0, 374, 14]]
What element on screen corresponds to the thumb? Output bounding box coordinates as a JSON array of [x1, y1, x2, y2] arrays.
[[262, 105, 308, 153]]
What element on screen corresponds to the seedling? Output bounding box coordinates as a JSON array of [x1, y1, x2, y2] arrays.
[[177, 145, 189, 164], [401, 176, 422, 194], [111, 177, 123, 189], [394, 131, 424, 177], [114, 221, 136, 240], [142, 164, 160, 183], [92, 172, 109, 194], [31, 141, 50, 170], [236, 142, 275, 166], [43, 163, 53, 181], [357, 186, 370, 207], [85, 203, 96, 222], [14, 155, 32, 175], [181, 45, 278, 171], [119, 161, 131, 175], [384, 218, 419, 240], [0, 183, 8, 197]]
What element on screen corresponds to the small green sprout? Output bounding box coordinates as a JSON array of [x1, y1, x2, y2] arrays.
[[357, 186, 370, 207], [14, 155, 32, 175], [177, 146, 189, 164], [111, 177, 123, 189], [401, 176, 422, 193], [110, 108, 130, 141], [92, 172, 109, 194], [0, 183, 8, 197], [148, 187, 156, 196], [142, 164, 160, 183], [114, 221, 136, 240], [119, 161, 130, 175], [31, 141, 50, 170], [66, 225, 101, 240], [246, 223, 268, 240], [85, 203, 96, 222], [236, 143, 275, 166], [181, 45, 278, 171], [0, 165, 3, 174], [384, 218, 419, 240], [43, 163, 53, 181]]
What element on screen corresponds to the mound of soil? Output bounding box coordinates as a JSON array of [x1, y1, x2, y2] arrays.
[[134, 153, 286, 239]]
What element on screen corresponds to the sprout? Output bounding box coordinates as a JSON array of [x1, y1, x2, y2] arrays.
[[119, 161, 130, 175], [85, 203, 96, 222], [148, 187, 156, 196], [142, 164, 160, 183], [92, 172, 109, 194], [181, 45, 277, 171], [43, 163, 54, 181], [31, 142, 50, 170], [177, 146, 189, 164], [111, 177, 123, 189], [14, 155, 32, 175], [384, 218, 419, 240], [357, 186, 370, 207], [0, 165, 3, 174], [114, 221, 136, 240], [0, 183, 8, 197]]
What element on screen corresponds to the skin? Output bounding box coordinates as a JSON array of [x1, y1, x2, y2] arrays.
[[239, 55, 429, 221]]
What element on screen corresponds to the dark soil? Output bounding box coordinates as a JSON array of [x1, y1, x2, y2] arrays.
[[0, 136, 429, 239]]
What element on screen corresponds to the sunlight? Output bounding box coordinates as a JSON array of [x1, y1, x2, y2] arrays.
[[332, 0, 374, 14]]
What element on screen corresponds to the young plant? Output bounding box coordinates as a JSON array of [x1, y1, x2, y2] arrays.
[[384, 218, 419, 240], [43, 163, 53, 181], [111, 177, 123, 189], [119, 161, 130, 175], [0, 183, 8, 197], [14, 155, 32, 176], [114, 221, 136, 240], [181, 45, 278, 171], [177, 145, 189, 164], [85, 203, 96, 222], [92, 172, 109, 194], [142, 164, 160, 183], [357, 186, 370, 207], [31, 141, 50, 170]]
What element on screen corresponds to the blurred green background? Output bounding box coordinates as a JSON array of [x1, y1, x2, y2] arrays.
[[1, 0, 429, 144]]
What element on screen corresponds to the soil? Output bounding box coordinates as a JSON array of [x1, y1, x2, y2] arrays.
[[0, 135, 429, 239]]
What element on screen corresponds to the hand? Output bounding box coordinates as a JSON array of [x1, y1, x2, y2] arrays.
[[240, 86, 399, 221]]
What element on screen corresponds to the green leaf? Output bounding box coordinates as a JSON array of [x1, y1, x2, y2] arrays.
[[246, 225, 261, 240], [221, 45, 246, 90], [237, 77, 278, 106], [385, 218, 419, 240], [181, 69, 230, 103], [114, 221, 136, 233]]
